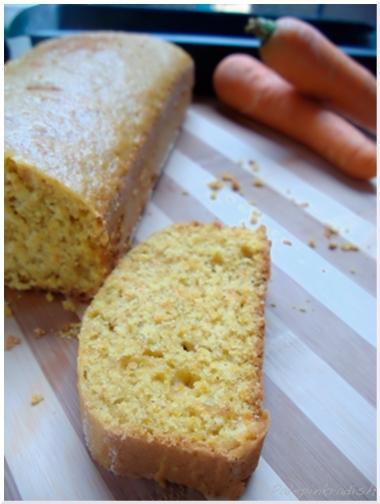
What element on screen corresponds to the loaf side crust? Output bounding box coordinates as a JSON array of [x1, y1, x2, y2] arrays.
[[5, 33, 194, 297]]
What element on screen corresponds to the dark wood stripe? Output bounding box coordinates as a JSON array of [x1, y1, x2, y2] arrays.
[[191, 101, 376, 225], [152, 174, 376, 405], [4, 458, 22, 500], [177, 130, 376, 296], [263, 376, 377, 501], [268, 267, 376, 406]]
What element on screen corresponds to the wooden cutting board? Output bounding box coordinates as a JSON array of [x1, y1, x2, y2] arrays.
[[4, 99, 377, 501]]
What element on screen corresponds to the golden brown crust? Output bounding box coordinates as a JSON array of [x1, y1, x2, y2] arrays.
[[5, 32, 194, 213]]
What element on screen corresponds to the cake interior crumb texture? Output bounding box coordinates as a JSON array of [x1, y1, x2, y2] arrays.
[[5, 32, 193, 297], [78, 223, 270, 498]]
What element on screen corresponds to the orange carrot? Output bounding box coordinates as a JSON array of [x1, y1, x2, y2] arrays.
[[246, 17, 376, 133], [213, 54, 376, 180]]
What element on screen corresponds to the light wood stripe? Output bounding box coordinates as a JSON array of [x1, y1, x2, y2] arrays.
[[150, 176, 375, 405], [177, 130, 376, 296], [191, 101, 376, 225]]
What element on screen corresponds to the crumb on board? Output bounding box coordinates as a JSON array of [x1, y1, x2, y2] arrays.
[[33, 327, 46, 339], [31, 394, 44, 406], [250, 199, 256, 206], [324, 224, 338, 239], [252, 178, 265, 188], [298, 202, 309, 208], [270, 303, 276, 308], [340, 242, 359, 252], [181, 190, 189, 196], [45, 292, 54, 302], [210, 192, 217, 200], [283, 240, 292, 246], [250, 210, 261, 225], [349, 269, 356, 275], [58, 322, 81, 340], [230, 178, 241, 191], [328, 242, 338, 250], [248, 160, 260, 172], [62, 298, 77, 312], [208, 179, 223, 191], [308, 239, 316, 249], [299, 308, 307, 313], [5, 335, 21, 351], [221, 172, 234, 181], [4, 302, 12, 318], [321, 269, 326, 273]]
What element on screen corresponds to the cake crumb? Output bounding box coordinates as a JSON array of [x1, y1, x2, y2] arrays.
[[62, 297, 77, 312], [252, 178, 265, 188], [4, 302, 12, 318], [270, 303, 276, 308], [231, 179, 241, 192], [221, 172, 234, 181], [210, 192, 217, 200], [349, 269, 356, 275], [31, 394, 44, 406], [283, 240, 292, 246], [208, 180, 223, 191], [308, 239, 316, 249], [181, 190, 189, 196], [5, 335, 21, 351], [33, 327, 46, 339], [324, 224, 338, 239], [298, 202, 309, 208], [250, 211, 261, 225], [340, 242, 359, 252], [328, 242, 338, 250], [58, 322, 81, 340], [299, 308, 307, 313], [45, 292, 54, 302], [248, 160, 260, 172]]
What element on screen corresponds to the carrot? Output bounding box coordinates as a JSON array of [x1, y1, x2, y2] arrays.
[[213, 54, 376, 180], [246, 17, 377, 133]]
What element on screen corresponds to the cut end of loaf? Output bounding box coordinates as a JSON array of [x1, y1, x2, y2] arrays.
[[78, 222, 270, 497], [5, 157, 111, 297]]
